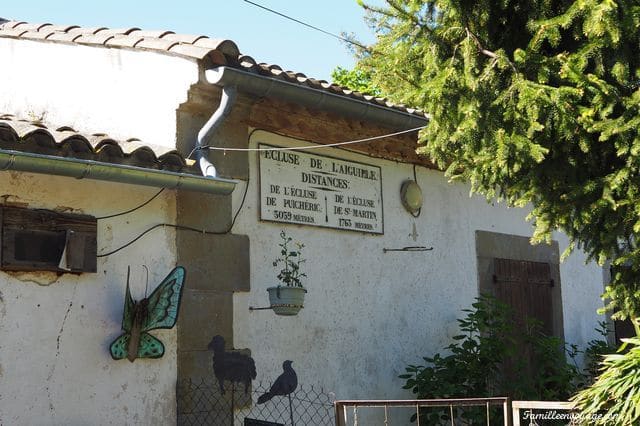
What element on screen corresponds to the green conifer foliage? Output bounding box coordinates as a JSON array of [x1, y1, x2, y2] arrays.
[[356, 1, 639, 421], [357, 0, 640, 320]]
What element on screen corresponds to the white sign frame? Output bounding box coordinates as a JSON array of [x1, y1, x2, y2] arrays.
[[258, 143, 384, 234]]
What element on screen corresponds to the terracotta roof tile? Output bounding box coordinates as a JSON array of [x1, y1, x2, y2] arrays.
[[47, 32, 82, 43], [67, 26, 108, 35], [1, 28, 28, 38], [168, 43, 226, 63], [239, 55, 257, 67], [94, 27, 140, 36], [0, 20, 427, 120], [104, 34, 140, 48], [47, 24, 80, 32], [134, 37, 178, 51], [20, 30, 52, 40], [161, 33, 207, 44], [12, 22, 50, 31], [0, 114, 197, 174], [193, 38, 239, 57], [74, 33, 115, 46], [2, 21, 26, 29], [128, 29, 174, 38]]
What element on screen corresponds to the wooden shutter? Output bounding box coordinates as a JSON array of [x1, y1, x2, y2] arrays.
[[493, 258, 554, 335], [493, 258, 555, 387]]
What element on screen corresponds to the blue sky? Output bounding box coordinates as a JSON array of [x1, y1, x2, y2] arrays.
[[2, 0, 381, 82]]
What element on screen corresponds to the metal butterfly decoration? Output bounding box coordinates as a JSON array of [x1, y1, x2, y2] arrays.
[[110, 266, 186, 362]]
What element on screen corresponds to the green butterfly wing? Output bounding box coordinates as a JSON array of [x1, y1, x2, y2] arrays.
[[137, 332, 165, 359], [109, 332, 164, 359], [110, 333, 130, 360], [110, 266, 184, 361], [141, 266, 185, 331]]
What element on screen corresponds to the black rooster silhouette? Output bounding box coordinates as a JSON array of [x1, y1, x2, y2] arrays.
[[208, 335, 256, 395], [257, 360, 298, 404]]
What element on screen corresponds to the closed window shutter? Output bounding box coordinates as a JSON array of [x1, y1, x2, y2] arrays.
[[493, 258, 554, 336]]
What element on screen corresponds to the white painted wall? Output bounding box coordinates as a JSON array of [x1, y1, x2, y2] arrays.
[[0, 172, 179, 425], [231, 131, 606, 412], [0, 38, 199, 148]]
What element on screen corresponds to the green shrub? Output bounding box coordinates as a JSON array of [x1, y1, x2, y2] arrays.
[[400, 295, 586, 424]]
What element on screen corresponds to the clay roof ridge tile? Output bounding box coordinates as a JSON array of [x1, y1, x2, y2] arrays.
[[1, 21, 27, 29], [67, 26, 109, 35], [12, 22, 50, 31], [94, 27, 141, 37]]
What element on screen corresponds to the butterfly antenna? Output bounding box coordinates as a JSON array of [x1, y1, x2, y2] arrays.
[[142, 265, 149, 298]]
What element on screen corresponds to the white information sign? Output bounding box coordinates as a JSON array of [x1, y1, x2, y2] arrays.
[[259, 143, 384, 234]]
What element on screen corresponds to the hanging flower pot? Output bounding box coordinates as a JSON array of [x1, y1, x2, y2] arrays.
[[269, 231, 308, 316], [267, 285, 307, 316]]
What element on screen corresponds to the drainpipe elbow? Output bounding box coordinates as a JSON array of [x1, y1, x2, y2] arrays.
[[195, 85, 238, 178]]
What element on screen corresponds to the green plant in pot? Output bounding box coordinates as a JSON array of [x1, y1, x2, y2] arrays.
[[268, 231, 307, 316]]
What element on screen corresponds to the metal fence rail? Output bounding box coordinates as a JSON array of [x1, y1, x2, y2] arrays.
[[334, 397, 513, 426], [177, 379, 335, 426]]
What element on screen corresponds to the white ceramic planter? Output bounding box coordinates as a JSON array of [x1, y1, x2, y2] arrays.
[[267, 286, 307, 316]]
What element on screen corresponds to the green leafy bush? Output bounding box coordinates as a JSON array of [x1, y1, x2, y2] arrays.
[[400, 295, 586, 424]]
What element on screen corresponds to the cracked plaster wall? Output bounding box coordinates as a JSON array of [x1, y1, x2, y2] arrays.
[[0, 172, 178, 425]]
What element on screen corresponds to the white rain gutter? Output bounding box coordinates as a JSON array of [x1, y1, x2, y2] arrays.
[[205, 66, 428, 130], [0, 149, 236, 195]]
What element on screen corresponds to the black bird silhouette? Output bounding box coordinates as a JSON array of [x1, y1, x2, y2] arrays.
[[208, 335, 257, 395], [257, 360, 298, 404]]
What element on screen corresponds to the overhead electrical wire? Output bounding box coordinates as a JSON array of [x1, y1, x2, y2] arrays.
[[195, 125, 426, 154], [95, 188, 165, 220], [242, 0, 368, 50], [96, 177, 250, 258]]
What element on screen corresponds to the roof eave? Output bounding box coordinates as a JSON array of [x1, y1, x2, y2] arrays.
[[206, 66, 428, 130]]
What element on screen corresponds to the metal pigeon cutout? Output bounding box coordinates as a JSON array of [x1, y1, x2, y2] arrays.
[[110, 266, 185, 362], [257, 360, 298, 404]]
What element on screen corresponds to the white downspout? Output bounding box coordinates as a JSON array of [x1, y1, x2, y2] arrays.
[[195, 85, 238, 177]]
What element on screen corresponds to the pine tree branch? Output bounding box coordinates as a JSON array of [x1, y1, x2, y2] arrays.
[[465, 27, 517, 73]]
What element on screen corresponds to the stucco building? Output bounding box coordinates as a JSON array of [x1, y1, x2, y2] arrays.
[[0, 20, 607, 425]]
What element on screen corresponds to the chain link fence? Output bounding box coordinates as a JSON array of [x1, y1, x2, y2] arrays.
[[177, 379, 335, 426]]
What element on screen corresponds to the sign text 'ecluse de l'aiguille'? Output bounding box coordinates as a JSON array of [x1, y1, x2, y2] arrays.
[[259, 144, 383, 234]]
